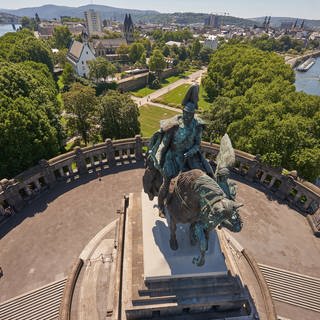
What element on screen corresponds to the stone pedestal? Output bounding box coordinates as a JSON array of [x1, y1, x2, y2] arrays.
[[142, 191, 227, 280], [121, 192, 252, 320]]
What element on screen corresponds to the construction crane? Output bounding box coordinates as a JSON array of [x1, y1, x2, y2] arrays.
[[266, 16, 271, 32]]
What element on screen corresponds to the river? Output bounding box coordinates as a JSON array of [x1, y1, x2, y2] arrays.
[[0, 24, 20, 37], [295, 57, 320, 96]]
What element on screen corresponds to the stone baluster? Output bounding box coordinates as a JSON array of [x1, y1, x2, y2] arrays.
[[1, 180, 25, 211], [24, 185, 32, 197], [260, 171, 268, 183], [302, 197, 314, 212], [105, 139, 116, 166], [239, 162, 246, 175], [59, 167, 65, 178], [267, 176, 277, 189], [278, 176, 294, 200], [90, 156, 96, 170], [0, 204, 5, 216], [119, 148, 123, 160], [74, 147, 88, 175], [34, 179, 41, 191], [98, 154, 103, 166], [245, 161, 259, 182], [135, 135, 143, 161], [68, 164, 73, 176], [127, 148, 131, 159], [293, 191, 302, 204], [39, 159, 56, 187]]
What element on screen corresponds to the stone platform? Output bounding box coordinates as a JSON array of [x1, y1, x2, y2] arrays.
[[121, 192, 252, 320], [142, 191, 227, 280]]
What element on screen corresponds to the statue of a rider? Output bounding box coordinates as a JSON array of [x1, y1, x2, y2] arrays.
[[147, 84, 214, 217]]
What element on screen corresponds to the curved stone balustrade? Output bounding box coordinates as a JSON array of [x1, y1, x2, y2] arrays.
[[0, 135, 319, 235]]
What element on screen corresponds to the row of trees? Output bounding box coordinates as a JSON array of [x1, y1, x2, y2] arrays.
[[0, 58, 64, 178], [62, 83, 140, 144], [0, 29, 54, 71], [202, 44, 320, 181], [248, 34, 320, 54]]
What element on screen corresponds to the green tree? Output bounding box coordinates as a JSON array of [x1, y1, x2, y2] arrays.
[[199, 46, 214, 64], [116, 44, 130, 55], [3, 33, 54, 71], [88, 57, 116, 81], [162, 45, 170, 57], [0, 61, 63, 178], [203, 43, 320, 181], [20, 16, 37, 30], [52, 26, 72, 49], [61, 63, 75, 88], [149, 49, 166, 78], [129, 43, 145, 64], [53, 48, 68, 67], [62, 83, 97, 145], [0, 97, 60, 178], [190, 39, 202, 60], [99, 91, 140, 140], [178, 45, 188, 61]]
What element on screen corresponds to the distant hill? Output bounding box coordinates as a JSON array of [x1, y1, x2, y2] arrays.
[[0, 4, 257, 27], [0, 12, 20, 24], [6, 4, 316, 29], [0, 4, 159, 21], [251, 16, 320, 29]]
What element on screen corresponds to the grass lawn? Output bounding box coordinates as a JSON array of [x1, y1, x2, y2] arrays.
[[139, 104, 180, 137], [153, 84, 212, 111], [57, 76, 64, 90], [131, 69, 196, 98], [131, 86, 156, 98]]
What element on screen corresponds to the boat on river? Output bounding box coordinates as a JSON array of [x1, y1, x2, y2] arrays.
[[296, 58, 316, 72]]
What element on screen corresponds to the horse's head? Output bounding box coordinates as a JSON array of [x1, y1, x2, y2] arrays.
[[210, 198, 243, 232], [143, 155, 163, 200]]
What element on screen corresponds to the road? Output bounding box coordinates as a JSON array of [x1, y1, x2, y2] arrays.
[[284, 49, 320, 67], [131, 68, 207, 107]]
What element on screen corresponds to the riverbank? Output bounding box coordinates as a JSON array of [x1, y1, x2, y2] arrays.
[[295, 56, 320, 96], [0, 24, 20, 37]]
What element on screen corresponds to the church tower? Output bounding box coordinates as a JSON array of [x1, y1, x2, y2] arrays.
[[123, 14, 134, 44]]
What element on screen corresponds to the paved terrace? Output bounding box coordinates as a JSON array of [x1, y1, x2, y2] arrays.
[[0, 164, 144, 302], [1, 165, 320, 319]]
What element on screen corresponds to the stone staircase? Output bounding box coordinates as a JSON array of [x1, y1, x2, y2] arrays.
[[259, 263, 320, 313], [136, 275, 245, 306], [0, 277, 67, 320]]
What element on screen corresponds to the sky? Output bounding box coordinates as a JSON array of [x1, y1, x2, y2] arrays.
[[0, 0, 320, 20]]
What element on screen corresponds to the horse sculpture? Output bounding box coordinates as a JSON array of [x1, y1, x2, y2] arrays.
[[143, 163, 243, 266]]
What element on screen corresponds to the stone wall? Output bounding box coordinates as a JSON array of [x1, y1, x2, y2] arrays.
[[117, 73, 149, 92], [1, 136, 319, 235], [159, 67, 179, 80], [116, 68, 179, 92]]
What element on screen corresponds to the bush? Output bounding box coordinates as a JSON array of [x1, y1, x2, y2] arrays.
[[150, 78, 161, 89]]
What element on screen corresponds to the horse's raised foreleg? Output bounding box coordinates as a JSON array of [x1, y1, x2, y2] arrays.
[[192, 223, 207, 267], [189, 222, 197, 246], [204, 228, 210, 251], [169, 218, 178, 250]]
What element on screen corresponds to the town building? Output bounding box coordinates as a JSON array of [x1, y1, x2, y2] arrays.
[[66, 40, 96, 77], [165, 40, 182, 47], [123, 13, 134, 44], [91, 38, 127, 56], [84, 9, 102, 36], [204, 14, 221, 29], [204, 35, 218, 50]]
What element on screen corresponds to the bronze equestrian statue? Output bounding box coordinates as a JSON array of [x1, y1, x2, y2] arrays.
[[143, 84, 243, 266]]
